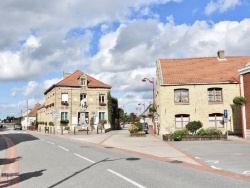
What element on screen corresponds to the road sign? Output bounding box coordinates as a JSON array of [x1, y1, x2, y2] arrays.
[[224, 109, 228, 121]]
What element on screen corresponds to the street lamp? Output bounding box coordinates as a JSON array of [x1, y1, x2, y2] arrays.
[[142, 78, 155, 107], [142, 77, 156, 134], [138, 103, 145, 113]]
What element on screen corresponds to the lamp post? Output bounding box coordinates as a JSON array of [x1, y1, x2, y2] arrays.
[[142, 77, 156, 134], [142, 78, 155, 107]]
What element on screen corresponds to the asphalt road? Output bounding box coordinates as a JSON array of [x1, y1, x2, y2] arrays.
[[1, 128, 250, 188]]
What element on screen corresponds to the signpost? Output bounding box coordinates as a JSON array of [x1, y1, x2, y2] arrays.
[[224, 109, 228, 139]]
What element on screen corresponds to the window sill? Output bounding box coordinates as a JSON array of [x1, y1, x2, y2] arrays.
[[208, 102, 223, 105], [174, 102, 189, 105]]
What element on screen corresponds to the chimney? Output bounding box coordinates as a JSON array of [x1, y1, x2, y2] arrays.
[[63, 71, 71, 79], [217, 50, 226, 60]]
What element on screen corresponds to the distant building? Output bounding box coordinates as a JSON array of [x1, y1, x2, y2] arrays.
[[21, 104, 41, 127], [156, 50, 250, 139], [37, 70, 111, 132]]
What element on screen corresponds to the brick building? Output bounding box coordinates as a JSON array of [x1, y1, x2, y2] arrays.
[[239, 63, 250, 139], [156, 51, 250, 138], [37, 70, 111, 132]]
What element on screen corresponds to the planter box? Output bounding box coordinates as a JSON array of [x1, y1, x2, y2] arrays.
[[163, 134, 227, 141], [130, 133, 146, 137]]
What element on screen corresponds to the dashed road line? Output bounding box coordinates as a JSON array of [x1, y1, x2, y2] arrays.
[[47, 141, 55, 145], [211, 166, 221, 170], [107, 169, 146, 188], [242, 171, 250, 175], [74, 153, 95, 163], [58, 146, 69, 151]]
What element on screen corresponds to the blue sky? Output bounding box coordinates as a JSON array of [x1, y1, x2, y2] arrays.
[[0, 0, 250, 119]]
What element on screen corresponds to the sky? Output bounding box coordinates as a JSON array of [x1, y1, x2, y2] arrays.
[[0, 0, 250, 119]]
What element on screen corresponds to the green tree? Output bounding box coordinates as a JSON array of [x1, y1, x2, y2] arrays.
[[186, 121, 203, 135]]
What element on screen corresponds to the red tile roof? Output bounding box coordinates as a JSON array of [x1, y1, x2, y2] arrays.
[[159, 56, 250, 85], [44, 70, 111, 94], [28, 103, 42, 117]]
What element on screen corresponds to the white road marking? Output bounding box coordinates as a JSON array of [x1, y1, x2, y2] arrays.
[[195, 157, 200, 159], [211, 166, 221, 170], [58, 146, 69, 151], [205, 160, 219, 164], [47, 141, 55, 145], [74, 153, 95, 164], [107, 169, 146, 188], [242, 171, 250, 175], [40, 139, 45, 141]]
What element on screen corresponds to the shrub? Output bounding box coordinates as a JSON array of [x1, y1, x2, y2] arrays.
[[233, 96, 246, 106], [128, 124, 139, 133], [186, 121, 203, 135], [172, 129, 187, 141], [197, 128, 223, 136]]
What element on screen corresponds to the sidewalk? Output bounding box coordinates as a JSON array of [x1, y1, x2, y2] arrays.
[[52, 127, 201, 166]]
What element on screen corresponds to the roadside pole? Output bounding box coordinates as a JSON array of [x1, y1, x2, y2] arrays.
[[224, 109, 228, 140]]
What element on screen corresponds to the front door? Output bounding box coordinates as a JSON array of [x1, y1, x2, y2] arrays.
[[78, 112, 89, 125]]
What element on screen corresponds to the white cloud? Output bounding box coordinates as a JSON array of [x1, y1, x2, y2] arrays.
[[24, 35, 40, 48], [205, 0, 242, 15]]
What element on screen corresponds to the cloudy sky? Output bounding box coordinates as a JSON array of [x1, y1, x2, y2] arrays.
[[0, 0, 250, 119]]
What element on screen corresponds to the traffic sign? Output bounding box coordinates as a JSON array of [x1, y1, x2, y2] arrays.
[[224, 109, 228, 121]]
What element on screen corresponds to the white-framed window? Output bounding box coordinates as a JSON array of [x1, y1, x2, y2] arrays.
[[61, 93, 68, 102], [174, 89, 189, 103], [209, 113, 224, 128], [99, 94, 105, 103], [61, 112, 68, 120], [99, 112, 105, 120], [208, 88, 222, 102], [175, 114, 189, 128], [80, 77, 86, 86]]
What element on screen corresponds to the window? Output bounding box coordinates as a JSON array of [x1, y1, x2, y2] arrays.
[[175, 114, 189, 128], [174, 89, 189, 103], [61, 93, 68, 102], [99, 94, 105, 103], [61, 112, 68, 120], [80, 77, 86, 86], [99, 112, 105, 120], [80, 93, 87, 101], [208, 88, 222, 102], [209, 113, 224, 128]]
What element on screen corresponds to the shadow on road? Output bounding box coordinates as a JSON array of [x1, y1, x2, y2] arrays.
[[0, 169, 46, 188]]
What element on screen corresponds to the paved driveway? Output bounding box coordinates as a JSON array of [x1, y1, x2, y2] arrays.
[[170, 138, 250, 176]]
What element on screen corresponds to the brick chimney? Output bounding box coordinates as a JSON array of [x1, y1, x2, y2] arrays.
[[63, 72, 71, 79], [217, 50, 226, 60]]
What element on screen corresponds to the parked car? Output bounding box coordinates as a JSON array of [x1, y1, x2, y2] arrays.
[[14, 124, 22, 130], [0, 124, 3, 128], [142, 122, 149, 134]]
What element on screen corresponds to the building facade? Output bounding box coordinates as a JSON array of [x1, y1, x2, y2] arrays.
[[238, 63, 250, 139], [156, 51, 250, 137], [37, 70, 111, 131]]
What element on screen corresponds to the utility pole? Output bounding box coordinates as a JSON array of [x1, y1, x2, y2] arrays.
[[26, 100, 28, 130]]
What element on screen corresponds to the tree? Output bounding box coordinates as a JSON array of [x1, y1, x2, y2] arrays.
[[186, 121, 203, 135]]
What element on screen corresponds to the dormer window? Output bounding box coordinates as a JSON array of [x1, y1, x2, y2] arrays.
[[80, 74, 87, 86]]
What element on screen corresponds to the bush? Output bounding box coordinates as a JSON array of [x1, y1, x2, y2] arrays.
[[128, 124, 139, 133], [172, 129, 187, 141], [186, 121, 203, 135], [197, 128, 223, 136], [128, 122, 143, 133], [233, 96, 246, 106]]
